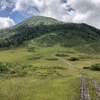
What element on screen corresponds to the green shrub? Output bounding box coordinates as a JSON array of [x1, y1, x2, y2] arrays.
[[0, 62, 9, 73], [90, 63, 100, 71], [55, 53, 69, 57], [68, 57, 79, 61], [27, 46, 36, 52], [52, 66, 65, 69], [83, 67, 90, 69], [45, 58, 58, 60]]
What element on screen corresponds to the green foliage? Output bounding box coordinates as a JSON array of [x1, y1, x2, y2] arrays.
[[0, 17, 100, 47], [27, 54, 42, 60], [68, 57, 79, 61], [27, 46, 36, 52], [90, 63, 100, 71], [0, 62, 67, 78], [0, 62, 9, 73], [45, 58, 58, 60], [0, 16, 100, 53], [83, 66, 90, 69], [55, 53, 69, 57], [0, 62, 32, 77], [90, 42, 100, 52], [51, 66, 65, 69], [16, 16, 62, 26], [84, 63, 100, 71]]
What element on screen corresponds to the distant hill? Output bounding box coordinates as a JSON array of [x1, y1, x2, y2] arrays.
[[0, 16, 100, 53]]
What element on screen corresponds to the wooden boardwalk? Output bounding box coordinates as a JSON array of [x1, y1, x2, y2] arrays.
[[89, 76, 100, 98], [79, 74, 90, 100]]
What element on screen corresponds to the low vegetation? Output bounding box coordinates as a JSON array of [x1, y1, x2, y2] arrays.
[[83, 67, 90, 69], [0, 61, 67, 78], [55, 53, 69, 57], [27, 54, 42, 60], [83, 63, 100, 71], [90, 63, 100, 71], [0, 76, 80, 100], [68, 57, 79, 61], [45, 58, 58, 60]]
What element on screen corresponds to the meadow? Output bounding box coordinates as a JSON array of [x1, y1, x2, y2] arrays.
[[0, 45, 100, 100]]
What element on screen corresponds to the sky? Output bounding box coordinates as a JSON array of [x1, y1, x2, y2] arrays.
[[0, 0, 100, 29]]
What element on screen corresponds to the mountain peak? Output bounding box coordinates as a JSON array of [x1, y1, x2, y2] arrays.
[[17, 16, 63, 27]]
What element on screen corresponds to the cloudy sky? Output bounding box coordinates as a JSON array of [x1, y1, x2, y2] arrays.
[[0, 0, 100, 29]]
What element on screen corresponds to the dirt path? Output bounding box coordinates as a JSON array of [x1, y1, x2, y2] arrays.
[[80, 74, 90, 100], [89, 76, 100, 98], [52, 55, 75, 67]]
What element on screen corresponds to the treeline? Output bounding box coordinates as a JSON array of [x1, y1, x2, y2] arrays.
[[0, 23, 100, 47]]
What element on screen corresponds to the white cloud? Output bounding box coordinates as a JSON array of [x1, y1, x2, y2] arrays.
[[11, 0, 71, 21], [12, 0, 38, 15], [0, 0, 8, 10], [67, 0, 100, 28], [0, 0, 13, 11], [0, 0, 100, 29], [0, 17, 15, 29]]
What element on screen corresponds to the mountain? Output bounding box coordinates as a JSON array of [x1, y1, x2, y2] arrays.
[[16, 16, 63, 27], [0, 16, 62, 38], [0, 16, 100, 53]]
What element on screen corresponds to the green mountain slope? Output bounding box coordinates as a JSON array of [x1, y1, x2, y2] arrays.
[[0, 16, 62, 38], [16, 16, 63, 27], [33, 27, 100, 53], [0, 16, 100, 53]]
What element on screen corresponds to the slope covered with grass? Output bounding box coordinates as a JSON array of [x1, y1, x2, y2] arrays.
[[0, 16, 100, 53]]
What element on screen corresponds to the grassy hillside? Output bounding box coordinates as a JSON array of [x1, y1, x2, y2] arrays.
[[0, 16, 100, 53], [0, 16, 62, 47], [33, 29, 100, 53], [0, 16, 100, 100]]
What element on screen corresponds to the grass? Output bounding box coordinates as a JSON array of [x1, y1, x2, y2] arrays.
[[45, 57, 58, 60], [0, 45, 100, 99], [0, 76, 80, 100], [87, 78, 100, 100]]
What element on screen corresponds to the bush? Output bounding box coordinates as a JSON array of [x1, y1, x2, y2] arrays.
[[0, 62, 9, 73], [83, 67, 90, 69], [68, 57, 79, 61], [27, 46, 36, 52], [45, 58, 58, 60], [55, 53, 69, 57], [90, 63, 100, 71], [52, 66, 65, 69]]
